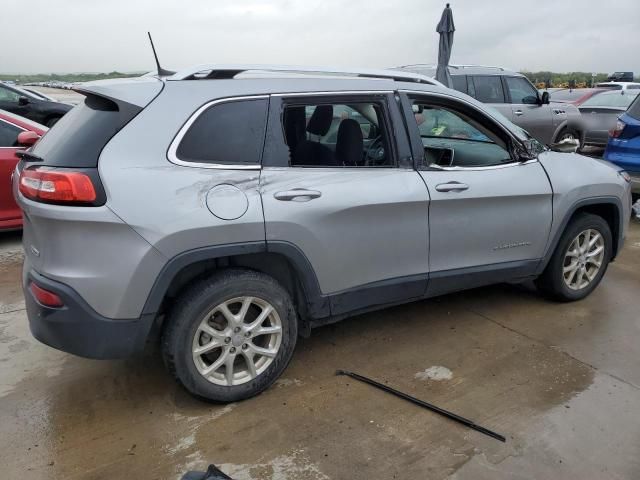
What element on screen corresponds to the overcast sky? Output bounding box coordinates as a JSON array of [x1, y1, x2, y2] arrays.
[[2, 0, 639, 74]]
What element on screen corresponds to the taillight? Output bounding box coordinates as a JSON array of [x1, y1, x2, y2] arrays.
[[609, 120, 626, 138], [19, 167, 97, 204], [29, 282, 64, 308]]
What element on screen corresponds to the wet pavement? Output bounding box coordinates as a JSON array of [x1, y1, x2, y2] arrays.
[[1, 222, 639, 480]]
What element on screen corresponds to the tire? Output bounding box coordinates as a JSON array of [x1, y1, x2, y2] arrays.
[[162, 269, 298, 402], [46, 116, 61, 127], [535, 213, 612, 302], [555, 128, 580, 145]]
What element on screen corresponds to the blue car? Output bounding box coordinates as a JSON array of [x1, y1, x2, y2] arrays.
[[604, 94, 640, 200]]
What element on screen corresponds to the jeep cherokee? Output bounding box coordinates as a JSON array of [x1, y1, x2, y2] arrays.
[[14, 65, 632, 402]]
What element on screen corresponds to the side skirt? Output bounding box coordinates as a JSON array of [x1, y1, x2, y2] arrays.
[[309, 259, 539, 328]]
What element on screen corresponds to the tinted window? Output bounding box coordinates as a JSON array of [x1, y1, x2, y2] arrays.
[[472, 76, 505, 103], [505, 76, 539, 104], [176, 99, 268, 165], [596, 83, 623, 90], [0, 119, 21, 147], [451, 75, 467, 94], [411, 101, 512, 168], [282, 101, 393, 167], [31, 94, 141, 167]]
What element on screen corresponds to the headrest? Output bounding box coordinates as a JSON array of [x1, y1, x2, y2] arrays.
[[306, 105, 333, 136]]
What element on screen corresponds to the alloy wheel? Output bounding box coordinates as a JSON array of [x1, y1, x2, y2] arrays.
[[191, 296, 283, 386], [562, 229, 605, 290]]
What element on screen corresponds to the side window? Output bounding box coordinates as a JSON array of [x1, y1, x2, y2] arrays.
[[451, 75, 467, 94], [410, 99, 513, 168], [0, 120, 21, 147], [472, 76, 506, 103], [505, 76, 539, 105], [282, 101, 393, 167], [0, 86, 21, 104], [175, 98, 268, 165]]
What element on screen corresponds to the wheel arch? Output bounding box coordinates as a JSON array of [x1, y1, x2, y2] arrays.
[[551, 118, 578, 144], [142, 241, 330, 335], [537, 196, 623, 274]]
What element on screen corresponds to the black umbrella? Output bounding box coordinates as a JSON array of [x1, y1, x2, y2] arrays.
[[435, 3, 455, 87]]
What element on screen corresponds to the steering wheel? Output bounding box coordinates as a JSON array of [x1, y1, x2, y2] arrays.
[[364, 136, 386, 166]]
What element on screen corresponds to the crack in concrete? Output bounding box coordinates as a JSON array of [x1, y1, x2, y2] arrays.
[[467, 307, 640, 392]]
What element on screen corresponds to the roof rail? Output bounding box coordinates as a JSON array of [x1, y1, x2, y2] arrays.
[[167, 64, 441, 86], [451, 64, 507, 71], [397, 64, 510, 72]]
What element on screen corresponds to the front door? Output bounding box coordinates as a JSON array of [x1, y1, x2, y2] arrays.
[[400, 92, 553, 295], [260, 93, 430, 315], [504, 75, 555, 144]]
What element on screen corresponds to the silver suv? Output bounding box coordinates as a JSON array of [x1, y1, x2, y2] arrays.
[[14, 65, 632, 402], [397, 65, 583, 145]]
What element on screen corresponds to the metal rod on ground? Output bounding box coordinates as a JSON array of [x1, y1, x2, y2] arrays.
[[336, 370, 506, 443]]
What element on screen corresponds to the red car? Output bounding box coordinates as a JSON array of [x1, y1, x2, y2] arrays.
[[0, 110, 47, 231], [549, 88, 608, 106]]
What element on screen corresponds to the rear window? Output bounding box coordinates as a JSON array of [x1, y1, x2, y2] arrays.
[[627, 94, 640, 120], [175, 98, 268, 165], [596, 83, 623, 90], [31, 94, 141, 167]]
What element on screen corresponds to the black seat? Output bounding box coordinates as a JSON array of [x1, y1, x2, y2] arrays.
[[335, 119, 363, 166], [294, 105, 336, 166]]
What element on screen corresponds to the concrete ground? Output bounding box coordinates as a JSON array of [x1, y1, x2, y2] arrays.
[[1, 221, 639, 480]]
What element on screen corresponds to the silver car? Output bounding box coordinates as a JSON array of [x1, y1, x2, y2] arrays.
[[398, 64, 583, 145], [569, 90, 640, 148], [14, 65, 632, 402]]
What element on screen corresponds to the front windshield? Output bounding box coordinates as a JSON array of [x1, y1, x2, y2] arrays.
[[481, 105, 546, 153]]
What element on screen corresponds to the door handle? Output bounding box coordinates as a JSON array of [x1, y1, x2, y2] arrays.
[[514, 110, 524, 116], [435, 182, 469, 192], [274, 189, 322, 202]]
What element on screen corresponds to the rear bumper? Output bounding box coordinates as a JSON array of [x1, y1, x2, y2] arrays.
[[24, 266, 155, 359]]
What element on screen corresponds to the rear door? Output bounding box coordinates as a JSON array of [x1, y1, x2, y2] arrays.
[[260, 92, 430, 315], [468, 74, 514, 120], [503, 76, 555, 144], [400, 91, 552, 295]]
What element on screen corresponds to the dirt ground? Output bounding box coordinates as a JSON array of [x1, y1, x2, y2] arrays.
[[1, 221, 639, 480]]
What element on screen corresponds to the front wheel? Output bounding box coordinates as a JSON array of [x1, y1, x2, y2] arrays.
[[162, 269, 298, 402], [535, 213, 612, 301], [555, 128, 580, 145]]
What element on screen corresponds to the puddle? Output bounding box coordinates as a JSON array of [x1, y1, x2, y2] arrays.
[[415, 366, 453, 381]]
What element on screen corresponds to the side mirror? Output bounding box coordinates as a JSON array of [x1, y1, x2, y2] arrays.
[[18, 96, 30, 106], [549, 138, 579, 153], [17, 131, 40, 147], [540, 91, 550, 105]]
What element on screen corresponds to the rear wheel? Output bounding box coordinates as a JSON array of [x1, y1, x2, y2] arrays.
[[162, 269, 298, 402], [535, 213, 612, 301]]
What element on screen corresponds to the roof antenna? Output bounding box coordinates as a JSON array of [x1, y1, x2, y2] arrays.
[[148, 32, 175, 77]]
